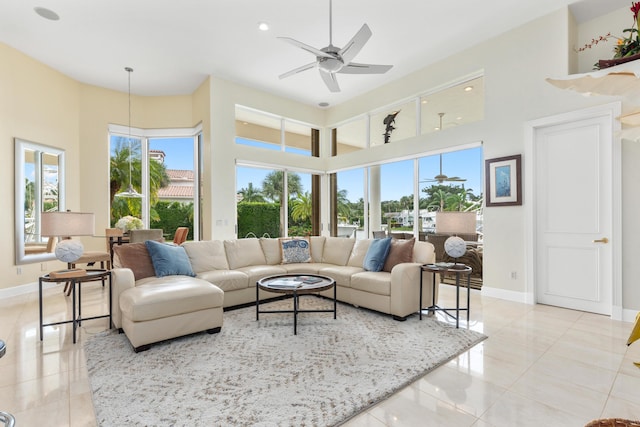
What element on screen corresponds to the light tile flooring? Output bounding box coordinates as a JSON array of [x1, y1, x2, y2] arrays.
[[0, 282, 639, 426]]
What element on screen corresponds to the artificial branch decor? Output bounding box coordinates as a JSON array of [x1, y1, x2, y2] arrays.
[[576, 2, 640, 69]]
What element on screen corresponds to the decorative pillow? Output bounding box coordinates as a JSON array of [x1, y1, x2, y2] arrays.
[[363, 237, 392, 272], [280, 238, 312, 264], [112, 242, 156, 281], [144, 240, 195, 278], [383, 237, 416, 272]]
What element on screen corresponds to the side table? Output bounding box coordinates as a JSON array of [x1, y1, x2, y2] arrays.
[[39, 269, 112, 343], [420, 263, 472, 328]]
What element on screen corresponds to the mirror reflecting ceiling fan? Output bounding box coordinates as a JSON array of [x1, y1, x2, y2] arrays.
[[278, 0, 393, 93]]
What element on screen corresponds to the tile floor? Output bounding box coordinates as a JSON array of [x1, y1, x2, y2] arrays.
[[0, 281, 639, 426]]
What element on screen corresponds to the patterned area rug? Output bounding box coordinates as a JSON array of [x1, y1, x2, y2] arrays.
[[85, 298, 487, 426]]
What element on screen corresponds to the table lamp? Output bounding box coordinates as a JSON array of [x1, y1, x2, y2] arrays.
[[41, 211, 95, 278]]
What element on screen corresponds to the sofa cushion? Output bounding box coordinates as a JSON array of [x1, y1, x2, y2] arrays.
[[112, 242, 156, 281], [412, 241, 436, 264], [236, 265, 287, 286], [145, 240, 196, 278], [363, 238, 391, 272], [321, 237, 355, 266], [196, 269, 250, 292], [309, 236, 326, 263], [347, 239, 372, 267], [224, 238, 266, 269], [182, 240, 229, 272], [120, 277, 223, 322], [317, 265, 364, 287], [260, 238, 282, 265], [281, 263, 322, 274], [280, 238, 312, 264], [351, 271, 392, 296], [383, 237, 415, 272]]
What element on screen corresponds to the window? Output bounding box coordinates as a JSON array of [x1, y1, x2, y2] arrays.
[[109, 126, 201, 241], [420, 76, 484, 135], [236, 165, 319, 238], [333, 117, 367, 155], [235, 105, 318, 156]]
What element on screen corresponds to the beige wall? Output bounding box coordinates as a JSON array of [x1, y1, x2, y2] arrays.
[[1, 6, 639, 315], [1, 42, 208, 291]]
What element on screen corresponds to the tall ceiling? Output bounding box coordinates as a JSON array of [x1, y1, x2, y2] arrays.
[[0, 0, 629, 107]]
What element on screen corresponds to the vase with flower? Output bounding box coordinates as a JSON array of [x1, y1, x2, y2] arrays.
[[115, 215, 143, 234]]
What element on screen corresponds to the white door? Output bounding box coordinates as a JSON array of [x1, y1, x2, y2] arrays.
[[533, 108, 615, 315]]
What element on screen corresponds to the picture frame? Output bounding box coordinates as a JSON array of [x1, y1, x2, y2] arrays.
[[485, 154, 522, 207]]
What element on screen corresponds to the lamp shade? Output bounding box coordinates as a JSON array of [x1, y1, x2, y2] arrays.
[[435, 211, 476, 235], [41, 212, 95, 237]]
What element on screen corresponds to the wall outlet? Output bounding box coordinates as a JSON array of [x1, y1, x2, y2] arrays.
[[510, 271, 517, 280], [16, 267, 22, 275], [41, 263, 47, 271]]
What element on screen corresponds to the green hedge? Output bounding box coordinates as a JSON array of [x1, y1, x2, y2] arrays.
[[150, 201, 194, 240], [237, 202, 280, 238]]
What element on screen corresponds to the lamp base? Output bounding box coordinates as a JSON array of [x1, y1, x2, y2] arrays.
[[49, 268, 87, 279]]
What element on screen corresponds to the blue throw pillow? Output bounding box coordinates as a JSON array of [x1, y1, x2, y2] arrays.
[[145, 240, 196, 278], [363, 237, 392, 272]]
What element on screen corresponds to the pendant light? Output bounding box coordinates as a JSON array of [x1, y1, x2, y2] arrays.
[[115, 66, 143, 198]]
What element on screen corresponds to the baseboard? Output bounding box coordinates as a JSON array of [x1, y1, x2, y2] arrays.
[[623, 307, 639, 323], [0, 281, 58, 300], [480, 285, 532, 304]]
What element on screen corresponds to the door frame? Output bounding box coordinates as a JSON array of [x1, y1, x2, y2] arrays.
[[524, 102, 622, 320]]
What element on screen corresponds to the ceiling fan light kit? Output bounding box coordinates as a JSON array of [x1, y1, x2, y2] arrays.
[[278, 0, 392, 92]]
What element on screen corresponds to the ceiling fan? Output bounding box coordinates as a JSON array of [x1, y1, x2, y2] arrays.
[[278, 0, 393, 93], [421, 153, 467, 184]]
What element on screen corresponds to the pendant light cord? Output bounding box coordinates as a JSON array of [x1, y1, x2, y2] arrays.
[[126, 66, 133, 191]]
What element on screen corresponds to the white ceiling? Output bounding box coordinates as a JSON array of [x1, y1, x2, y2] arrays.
[[0, 0, 629, 107]]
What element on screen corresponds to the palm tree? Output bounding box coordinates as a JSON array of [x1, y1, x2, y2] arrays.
[[445, 191, 467, 211], [238, 182, 266, 203], [337, 189, 351, 222], [291, 191, 312, 222], [109, 137, 170, 223], [427, 189, 448, 211], [262, 171, 303, 235]]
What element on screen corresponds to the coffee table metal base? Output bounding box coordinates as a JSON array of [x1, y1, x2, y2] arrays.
[[256, 275, 336, 335]]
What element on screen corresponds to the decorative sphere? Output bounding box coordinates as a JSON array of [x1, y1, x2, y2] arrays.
[[444, 236, 466, 258], [55, 239, 84, 263]]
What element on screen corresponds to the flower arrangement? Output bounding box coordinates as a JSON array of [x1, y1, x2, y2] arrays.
[[115, 215, 143, 231], [576, 2, 640, 69]]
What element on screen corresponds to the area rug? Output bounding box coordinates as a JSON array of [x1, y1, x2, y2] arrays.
[[85, 298, 487, 426]]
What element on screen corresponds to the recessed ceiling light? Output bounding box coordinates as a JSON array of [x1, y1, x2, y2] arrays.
[[34, 7, 60, 21], [456, 116, 463, 120], [318, 102, 330, 107], [258, 22, 269, 31], [421, 99, 428, 104], [434, 127, 440, 131], [464, 86, 473, 92]]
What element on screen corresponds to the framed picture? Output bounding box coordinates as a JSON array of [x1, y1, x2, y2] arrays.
[[485, 154, 522, 207]]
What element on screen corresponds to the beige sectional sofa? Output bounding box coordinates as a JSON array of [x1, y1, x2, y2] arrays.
[[111, 236, 436, 351]]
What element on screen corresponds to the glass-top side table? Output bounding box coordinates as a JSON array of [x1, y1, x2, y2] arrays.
[[420, 263, 472, 328], [39, 269, 112, 343]]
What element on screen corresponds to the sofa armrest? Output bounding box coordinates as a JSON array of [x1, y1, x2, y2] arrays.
[[111, 268, 136, 329], [389, 262, 436, 319]]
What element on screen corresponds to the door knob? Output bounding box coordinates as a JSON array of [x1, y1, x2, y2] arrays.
[[592, 237, 609, 244]]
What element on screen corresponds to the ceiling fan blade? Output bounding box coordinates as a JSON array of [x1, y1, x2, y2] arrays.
[[279, 62, 317, 79], [278, 37, 334, 59], [320, 70, 340, 92], [338, 62, 393, 74], [446, 177, 467, 182], [339, 23, 372, 64]]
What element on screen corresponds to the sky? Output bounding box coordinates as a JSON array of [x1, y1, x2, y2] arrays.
[[136, 136, 483, 203]]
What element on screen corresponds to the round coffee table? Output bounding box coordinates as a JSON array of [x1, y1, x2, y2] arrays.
[[256, 274, 336, 335]]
